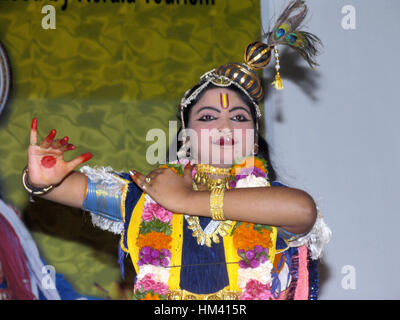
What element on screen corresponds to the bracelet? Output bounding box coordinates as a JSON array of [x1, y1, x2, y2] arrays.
[[21, 166, 54, 195], [210, 187, 225, 221]]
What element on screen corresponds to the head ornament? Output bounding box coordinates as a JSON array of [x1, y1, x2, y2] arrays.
[[180, 0, 322, 120]]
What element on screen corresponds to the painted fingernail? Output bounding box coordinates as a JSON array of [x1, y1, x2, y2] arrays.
[[45, 129, 57, 142], [81, 152, 93, 162], [129, 170, 136, 176], [61, 136, 69, 145], [31, 118, 38, 130]]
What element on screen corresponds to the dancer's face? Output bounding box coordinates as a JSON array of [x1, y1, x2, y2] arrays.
[[187, 88, 256, 166]]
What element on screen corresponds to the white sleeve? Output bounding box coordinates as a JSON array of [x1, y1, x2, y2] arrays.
[[287, 211, 332, 260]]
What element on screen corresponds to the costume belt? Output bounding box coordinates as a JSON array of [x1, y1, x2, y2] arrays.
[[167, 288, 240, 300]]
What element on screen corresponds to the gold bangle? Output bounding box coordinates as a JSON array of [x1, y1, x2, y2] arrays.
[[210, 187, 225, 221]]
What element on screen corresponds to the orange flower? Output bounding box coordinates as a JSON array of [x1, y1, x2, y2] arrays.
[[160, 164, 178, 174], [136, 232, 172, 251], [232, 223, 272, 251], [231, 157, 267, 176], [142, 292, 160, 300]]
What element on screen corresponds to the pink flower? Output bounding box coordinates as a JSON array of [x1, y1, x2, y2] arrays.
[[142, 203, 173, 223], [240, 279, 271, 300], [134, 273, 169, 295]]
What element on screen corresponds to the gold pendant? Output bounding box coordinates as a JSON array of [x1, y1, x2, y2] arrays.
[[186, 216, 234, 248]]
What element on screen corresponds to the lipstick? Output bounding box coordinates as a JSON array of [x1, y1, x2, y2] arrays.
[[217, 136, 235, 146]]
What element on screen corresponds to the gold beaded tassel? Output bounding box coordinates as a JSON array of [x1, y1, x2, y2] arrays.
[[272, 47, 284, 90], [194, 171, 207, 186], [210, 187, 225, 221]]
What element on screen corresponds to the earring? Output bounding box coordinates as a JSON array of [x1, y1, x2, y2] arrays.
[[177, 137, 191, 160], [252, 143, 259, 156]]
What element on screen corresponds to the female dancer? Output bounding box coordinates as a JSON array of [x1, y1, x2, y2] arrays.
[[22, 1, 331, 299]]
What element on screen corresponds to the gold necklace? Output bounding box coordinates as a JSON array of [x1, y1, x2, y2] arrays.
[[194, 164, 233, 191], [195, 164, 232, 176], [186, 171, 234, 248]]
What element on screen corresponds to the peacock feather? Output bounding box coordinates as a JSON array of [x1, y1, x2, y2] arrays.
[[266, 0, 322, 69]]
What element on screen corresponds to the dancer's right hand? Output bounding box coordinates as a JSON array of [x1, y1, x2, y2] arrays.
[[27, 118, 92, 187]]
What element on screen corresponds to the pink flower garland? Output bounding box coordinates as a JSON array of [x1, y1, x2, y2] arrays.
[[240, 279, 272, 300], [133, 273, 169, 297], [142, 202, 173, 223]]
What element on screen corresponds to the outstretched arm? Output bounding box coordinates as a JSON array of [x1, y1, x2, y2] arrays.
[[26, 118, 91, 209], [130, 164, 317, 235]]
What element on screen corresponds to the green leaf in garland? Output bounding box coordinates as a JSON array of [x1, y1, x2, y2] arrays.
[[254, 224, 272, 233], [132, 288, 146, 300], [230, 221, 242, 236], [166, 163, 184, 175], [139, 219, 172, 235], [257, 157, 269, 173]]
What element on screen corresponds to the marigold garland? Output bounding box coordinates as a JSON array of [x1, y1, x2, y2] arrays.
[[136, 232, 172, 251], [231, 157, 267, 176], [143, 292, 161, 300], [232, 223, 272, 252]]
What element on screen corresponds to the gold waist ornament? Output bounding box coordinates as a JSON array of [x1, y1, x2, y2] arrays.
[[167, 288, 240, 300]]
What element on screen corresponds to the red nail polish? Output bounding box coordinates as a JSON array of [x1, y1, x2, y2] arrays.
[[81, 153, 93, 162], [31, 118, 38, 130], [61, 136, 69, 144], [45, 129, 57, 142]]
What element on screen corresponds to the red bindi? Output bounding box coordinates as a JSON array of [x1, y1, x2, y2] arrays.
[[41, 156, 57, 168]]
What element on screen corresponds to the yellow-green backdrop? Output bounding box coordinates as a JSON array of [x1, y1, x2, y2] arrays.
[[0, 0, 261, 298]]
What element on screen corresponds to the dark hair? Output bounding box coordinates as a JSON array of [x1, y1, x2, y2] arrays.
[[169, 82, 277, 182]]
